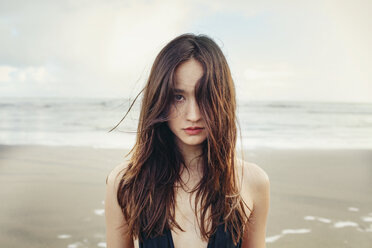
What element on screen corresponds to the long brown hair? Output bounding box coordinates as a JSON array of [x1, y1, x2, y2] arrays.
[[110, 33, 251, 245]]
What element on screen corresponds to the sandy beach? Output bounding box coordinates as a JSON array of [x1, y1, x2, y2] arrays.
[[0, 145, 371, 248]]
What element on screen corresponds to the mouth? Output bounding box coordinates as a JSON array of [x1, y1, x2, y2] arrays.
[[183, 127, 204, 135], [184, 127, 204, 130]]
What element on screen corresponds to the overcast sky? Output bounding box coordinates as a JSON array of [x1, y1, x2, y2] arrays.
[[0, 0, 371, 102]]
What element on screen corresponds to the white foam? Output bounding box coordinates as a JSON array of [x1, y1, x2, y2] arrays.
[[265, 228, 311, 243], [282, 229, 311, 234], [265, 234, 282, 243], [333, 221, 358, 228], [67, 242, 82, 248], [94, 209, 105, 216], [317, 217, 331, 223], [362, 216, 372, 222], [348, 207, 359, 212], [304, 215, 331, 223], [357, 224, 372, 232], [57, 234, 71, 239], [304, 215, 315, 220], [97, 242, 107, 248]]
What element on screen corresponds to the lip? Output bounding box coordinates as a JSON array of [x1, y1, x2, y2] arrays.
[[184, 126, 204, 130], [183, 127, 204, 135]]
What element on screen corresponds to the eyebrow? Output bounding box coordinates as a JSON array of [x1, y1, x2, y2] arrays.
[[173, 88, 186, 93]]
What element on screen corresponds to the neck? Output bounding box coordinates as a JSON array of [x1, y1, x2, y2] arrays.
[[177, 142, 203, 169], [175, 141, 205, 190]]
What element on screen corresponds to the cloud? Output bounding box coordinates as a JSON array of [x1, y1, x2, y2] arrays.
[[0, 0, 194, 97], [0, 0, 371, 102], [0, 65, 53, 83], [0, 66, 16, 82]]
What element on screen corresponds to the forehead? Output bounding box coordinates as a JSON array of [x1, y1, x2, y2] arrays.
[[174, 58, 204, 92]]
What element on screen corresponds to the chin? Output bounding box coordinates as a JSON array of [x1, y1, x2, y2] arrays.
[[181, 137, 206, 146]]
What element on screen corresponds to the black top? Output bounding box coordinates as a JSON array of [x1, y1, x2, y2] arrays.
[[139, 224, 241, 248]]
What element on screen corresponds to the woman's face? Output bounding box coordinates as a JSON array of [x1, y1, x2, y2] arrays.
[[167, 58, 207, 149]]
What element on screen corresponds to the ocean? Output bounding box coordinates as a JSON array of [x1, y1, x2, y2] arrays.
[[0, 97, 371, 149]]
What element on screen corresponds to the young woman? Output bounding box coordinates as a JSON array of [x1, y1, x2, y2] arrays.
[[105, 33, 270, 248]]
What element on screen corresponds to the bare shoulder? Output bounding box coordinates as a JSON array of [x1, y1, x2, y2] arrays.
[[241, 159, 269, 185], [237, 159, 270, 247], [106, 160, 131, 186], [236, 158, 270, 206], [105, 160, 134, 248], [236, 157, 269, 181]]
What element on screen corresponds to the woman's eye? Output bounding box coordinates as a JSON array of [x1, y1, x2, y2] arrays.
[[174, 95, 184, 101]]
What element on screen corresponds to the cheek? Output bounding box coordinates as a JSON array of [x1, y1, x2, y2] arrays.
[[167, 106, 181, 122], [167, 116, 180, 129], [166, 110, 178, 131]]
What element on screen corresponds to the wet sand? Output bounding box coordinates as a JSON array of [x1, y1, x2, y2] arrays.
[[0, 145, 371, 248]]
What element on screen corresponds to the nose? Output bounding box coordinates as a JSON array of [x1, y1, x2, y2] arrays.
[[185, 98, 202, 123]]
